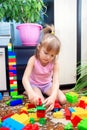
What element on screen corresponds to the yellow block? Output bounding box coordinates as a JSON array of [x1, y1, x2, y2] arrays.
[[53, 111, 63, 118], [11, 113, 29, 125]]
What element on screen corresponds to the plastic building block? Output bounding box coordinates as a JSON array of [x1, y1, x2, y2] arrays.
[[53, 108, 59, 112], [0, 128, 10, 130], [29, 113, 39, 121], [72, 107, 87, 119], [27, 103, 35, 109], [78, 118, 87, 130], [80, 96, 87, 104], [36, 105, 46, 111], [30, 118, 35, 124], [22, 124, 39, 130], [0, 120, 2, 127], [37, 110, 46, 118], [69, 107, 75, 113], [12, 95, 24, 99], [71, 115, 81, 127], [20, 110, 28, 115], [37, 98, 42, 106], [0, 93, 3, 100], [10, 99, 23, 106], [54, 100, 62, 109], [28, 108, 37, 113], [64, 107, 71, 120], [2, 118, 24, 130], [11, 113, 29, 125], [1, 113, 14, 122], [65, 92, 78, 103], [39, 118, 46, 125], [77, 100, 86, 109], [36, 105, 46, 118], [64, 122, 73, 130], [22, 124, 32, 130], [53, 111, 63, 118]]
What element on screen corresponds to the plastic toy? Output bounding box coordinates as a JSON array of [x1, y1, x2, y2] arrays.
[[1, 113, 14, 122], [39, 118, 46, 125], [0, 128, 10, 130], [0, 93, 3, 100], [30, 118, 35, 124], [11, 113, 29, 125], [2, 118, 24, 130], [53, 111, 63, 118], [22, 124, 39, 130], [78, 118, 87, 130], [36, 105, 46, 118], [64, 122, 73, 130], [8, 43, 18, 96], [10, 99, 23, 106], [65, 92, 78, 103], [71, 115, 81, 127], [64, 107, 71, 120]]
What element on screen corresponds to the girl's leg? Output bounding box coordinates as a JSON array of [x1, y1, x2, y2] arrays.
[[33, 87, 45, 102], [57, 89, 66, 104], [44, 87, 66, 105]]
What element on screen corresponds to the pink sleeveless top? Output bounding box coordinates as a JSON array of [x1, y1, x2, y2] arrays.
[[30, 58, 54, 85]]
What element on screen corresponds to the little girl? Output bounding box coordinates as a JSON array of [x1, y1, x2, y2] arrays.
[[22, 25, 66, 112]]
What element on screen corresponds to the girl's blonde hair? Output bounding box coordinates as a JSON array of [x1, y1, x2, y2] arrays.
[[35, 24, 61, 58]]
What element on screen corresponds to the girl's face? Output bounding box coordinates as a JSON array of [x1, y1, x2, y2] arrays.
[[39, 46, 56, 65]]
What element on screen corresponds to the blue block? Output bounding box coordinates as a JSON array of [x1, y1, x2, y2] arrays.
[[9, 70, 17, 73], [8, 52, 16, 56], [2, 118, 24, 130], [10, 99, 23, 106], [53, 108, 59, 112], [0, 93, 3, 100], [69, 107, 75, 113]]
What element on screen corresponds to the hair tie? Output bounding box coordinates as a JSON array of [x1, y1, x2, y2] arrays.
[[51, 30, 55, 35]]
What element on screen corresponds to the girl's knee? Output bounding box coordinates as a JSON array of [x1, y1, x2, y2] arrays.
[[60, 96, 66, 105]]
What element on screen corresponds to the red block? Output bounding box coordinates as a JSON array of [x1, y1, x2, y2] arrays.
[[9, 65, 16, 70], [8, 58, 16, 63], [0, 128, 10, 130], [71, 115, 81, 127], [20, 110, 28, 115], [77, 100, 86, 109], [37, 110, 45, 118], [64, 107, 71, 120], [54, 100, 62, 109], [22, 124, 39, 130], [27, 103, 35, 109], [1, 113, 14, 121]]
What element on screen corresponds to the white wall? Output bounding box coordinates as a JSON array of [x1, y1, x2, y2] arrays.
[[54, 0, 76, 84], [81, 0, 87, 62], [0, 48, 7, 90]]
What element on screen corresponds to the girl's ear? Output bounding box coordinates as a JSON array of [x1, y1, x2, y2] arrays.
[[37, 43, 41, 50]]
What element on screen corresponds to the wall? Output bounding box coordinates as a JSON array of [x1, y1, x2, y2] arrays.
[[0, 48, 7, 90], [54, 0, 76, 84], [81, 0, 87, 62]]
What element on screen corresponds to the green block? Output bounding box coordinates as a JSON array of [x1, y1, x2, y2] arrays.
[[28, 108, 37, 113], [64, 122, 73, 130], [39, 118, 46, 125], [0, 121, 2, 127], [12, 95, 24, 99], [30, 118, 35, 124], [65, 92, 78, 103], [36, 105, 46, 110], [5, 100, 10, 105], [10, 91, 18, 96], [78, 118, 87, 130]]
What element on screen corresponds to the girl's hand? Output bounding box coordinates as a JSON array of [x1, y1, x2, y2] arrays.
[[28, 92, 42, 106], [44, 95, 56, 112]]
